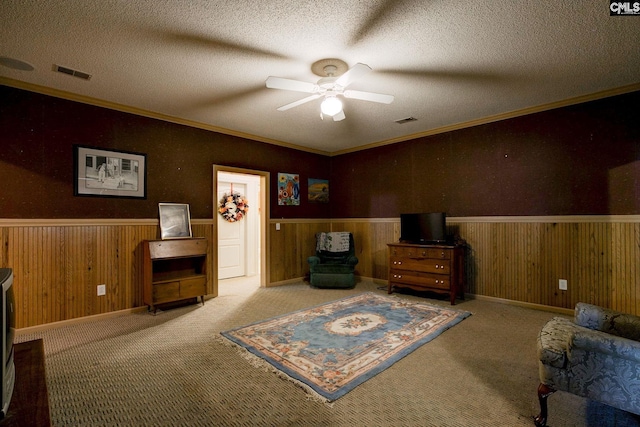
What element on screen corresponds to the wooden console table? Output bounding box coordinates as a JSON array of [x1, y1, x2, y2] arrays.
[[388, 242, 465, 305], [1, 339, 50, 426], [143, 238, 208, 313]]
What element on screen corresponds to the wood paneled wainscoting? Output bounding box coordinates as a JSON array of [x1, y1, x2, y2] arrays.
[[332, 216, 640, 315], [268, 219, 331, 284], [451, 216, 640, 315], [2, 216, 639, 329], [0, 219, 214, 329], [266, 219, 394, 285]]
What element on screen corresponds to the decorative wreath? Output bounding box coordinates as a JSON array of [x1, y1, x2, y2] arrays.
[[218, 192, 249, 222]]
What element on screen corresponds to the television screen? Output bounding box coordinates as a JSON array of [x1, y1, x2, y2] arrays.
[[400, 212, 447, 244]]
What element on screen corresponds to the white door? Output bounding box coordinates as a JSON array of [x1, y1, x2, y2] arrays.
[[217, 181, 246, 279]]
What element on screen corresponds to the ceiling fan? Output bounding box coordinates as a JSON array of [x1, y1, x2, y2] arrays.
[[265, 59, 394, 121]]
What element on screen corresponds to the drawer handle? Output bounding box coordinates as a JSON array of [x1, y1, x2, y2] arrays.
[[398, 261, 402, 265], [435, 279, 440, 284]]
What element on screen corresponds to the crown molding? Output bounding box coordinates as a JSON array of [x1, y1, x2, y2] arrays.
[[0, 76, 330, 156], [330, 82, 640, 156], [2, 77, 639, 157]]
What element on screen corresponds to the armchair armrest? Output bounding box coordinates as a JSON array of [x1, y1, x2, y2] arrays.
[[569, 328, 640, 363], [346, 255, 359, 266], [307, 256, 321, 267], [575, 302, 640, 341]]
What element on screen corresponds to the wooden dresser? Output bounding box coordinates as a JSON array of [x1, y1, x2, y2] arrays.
[[143, 238, 208, 313], [387, 242, 464, 305]]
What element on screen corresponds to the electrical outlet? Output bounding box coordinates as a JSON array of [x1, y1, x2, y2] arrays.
[[559, 279, 568, 291], [97, 284, 106, 296], [276, 223, 281, 231]]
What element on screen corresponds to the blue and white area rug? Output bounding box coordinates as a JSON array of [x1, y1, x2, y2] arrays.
[[220, 292, 471, 402]]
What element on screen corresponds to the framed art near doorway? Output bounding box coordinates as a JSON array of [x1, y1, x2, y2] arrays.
[[74, 145, 146, 198]]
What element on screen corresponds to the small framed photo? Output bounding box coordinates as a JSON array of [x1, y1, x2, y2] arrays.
[[158, 203, 192, 239], [74, 145, 146, 198]]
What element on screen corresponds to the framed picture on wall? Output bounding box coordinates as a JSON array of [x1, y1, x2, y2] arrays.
[[74, 145, 147, 198], [277, 173, 300, 205], [308, 178, 329, 203], [158, 203, 192, 239]]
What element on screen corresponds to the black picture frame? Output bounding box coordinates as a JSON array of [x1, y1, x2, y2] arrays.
[[74, 145, 147, 198]]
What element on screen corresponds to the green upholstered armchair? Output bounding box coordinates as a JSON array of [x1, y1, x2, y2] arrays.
[[534, 302, 640, 426], [307, 232, 358, 289]]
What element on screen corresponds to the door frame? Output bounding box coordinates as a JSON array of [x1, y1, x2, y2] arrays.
[[212, 165, 269, 297]]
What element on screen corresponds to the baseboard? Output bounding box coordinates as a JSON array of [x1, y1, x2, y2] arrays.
[[464, 293, 574, 316], [363, 274, 574, 315], [267, 277, 307, 287], [15, 280, 573, 335], [16, 306, 149, 336]]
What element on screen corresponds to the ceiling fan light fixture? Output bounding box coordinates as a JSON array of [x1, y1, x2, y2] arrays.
[[320, 96, 342, 116], [267, 60, 391, 121]]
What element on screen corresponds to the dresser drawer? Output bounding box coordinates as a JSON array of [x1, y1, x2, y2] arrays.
[[389, 270, 450, 290], [388, 242, 464, 305], [389, 246, 451, 259], [180, 276, 206, 298], [390, 257, 450, 274], [153, 281, 180, 303]]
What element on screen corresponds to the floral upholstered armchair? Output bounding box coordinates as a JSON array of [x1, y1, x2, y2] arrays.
[[307, 232, 358, 289], [534, 302, 640, 426]]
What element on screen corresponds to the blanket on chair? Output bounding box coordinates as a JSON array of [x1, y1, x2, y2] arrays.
[[316, 232, 351, 253]]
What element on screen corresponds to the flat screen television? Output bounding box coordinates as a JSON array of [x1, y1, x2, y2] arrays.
[[400, 212, 448, 244], [0, 268, 15, 419]]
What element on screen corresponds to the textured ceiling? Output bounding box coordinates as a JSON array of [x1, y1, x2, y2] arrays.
[[1, 1, 639, 155]]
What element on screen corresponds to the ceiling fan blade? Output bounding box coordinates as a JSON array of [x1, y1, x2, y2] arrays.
[[335, 63, 372, 88], [161, 31, 289, 60], [277, 94, 322, 111], [344, 89, 394, 104], [333, 110, 346, 121], [347, 1, 401, 46], [266, 77, 317, 93]]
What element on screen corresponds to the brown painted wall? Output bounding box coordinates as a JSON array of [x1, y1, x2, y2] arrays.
[[330, 91, 640, 217], [2, 86, 638, 220], [0, 85, 330, 219]]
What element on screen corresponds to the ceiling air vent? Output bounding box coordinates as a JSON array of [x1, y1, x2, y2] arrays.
[[53, 64, 92, 80], [394, 117, 417, 124]]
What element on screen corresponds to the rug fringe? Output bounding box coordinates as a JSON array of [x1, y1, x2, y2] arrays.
[[214, 334, 334, 407]]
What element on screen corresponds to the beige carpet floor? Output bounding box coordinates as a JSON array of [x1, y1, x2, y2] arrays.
[[16, 279, 640, 426]]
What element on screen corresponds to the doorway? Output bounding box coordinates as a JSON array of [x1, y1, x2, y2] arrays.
[[213, 166, 269, 297]]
